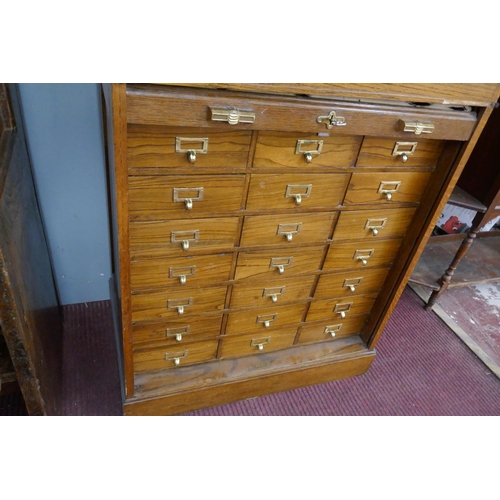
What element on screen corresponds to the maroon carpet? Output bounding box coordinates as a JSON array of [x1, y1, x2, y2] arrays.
[[2, 287, 500, 416]]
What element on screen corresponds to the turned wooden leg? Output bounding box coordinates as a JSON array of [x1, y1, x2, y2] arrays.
[[425, 226, 480, 311]]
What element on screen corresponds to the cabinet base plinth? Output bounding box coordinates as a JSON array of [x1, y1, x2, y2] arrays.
[[124, 337, 375, 415]]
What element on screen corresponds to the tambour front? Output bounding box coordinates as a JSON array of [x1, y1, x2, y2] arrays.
[[104, 83, 493, 415]]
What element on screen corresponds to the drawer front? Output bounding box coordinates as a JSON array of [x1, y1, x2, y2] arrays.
[[246, 173, 350, 211], [127, 125, 252, 169], [130, 253, 233, 290], [225, 303, 307, 335], [306, 293, 379, 322], [126, 85, 477, 140], [254, 132, 362, 168], [343, 171, 432, 205], [298, 315, 369, 344], [314, 268, 390, 298], [356, 137, 444, 168], [219, 327, 297, 359], [131, 286, 227, 322], [129, 217, 240, 258], [128, 175, 246, 219], [132, 315, 223, 346], [133, 339, 219, 372], [230, 276, 316, 309], [333, 207, 417, 241], [324, 239, 403, 271], [234, 246, 325, 281], [240, 212, 336, 247]]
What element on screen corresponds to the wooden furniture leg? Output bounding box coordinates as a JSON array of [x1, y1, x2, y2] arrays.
[[425, 226, 480, 310]]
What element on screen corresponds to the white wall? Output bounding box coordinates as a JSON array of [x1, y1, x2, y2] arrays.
[[18, 83, 111, 305]]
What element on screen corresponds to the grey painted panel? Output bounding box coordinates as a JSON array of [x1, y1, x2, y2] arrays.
[[18, 83, 111, 305]]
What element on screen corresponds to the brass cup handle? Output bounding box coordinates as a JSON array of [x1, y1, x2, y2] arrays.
[[358, 258, 368, 266], [264, 320, 271, 328], [385, 193, 392, 201], [185, 199, 193, 210], [285, 233, 293, 242], [270, 294, 278, 303], [179, 275, 187, 285], [175, 333, 182, 342], [347, 285, 356, 292], [174, 358, 181, 366], [339, 311, 346, 318], [304, 153, 313, 163], [188, 151, 197, 163], [277, 265, 285, 275], [176, 305, 184, 315], [292, 194, 302, 205], [182, 240, 190, 250], [401, 153, 408, 163], [371, 228, 379, 236]]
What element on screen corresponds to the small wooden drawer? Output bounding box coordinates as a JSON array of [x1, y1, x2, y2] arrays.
[[343, 171, 432, 205], [246, 173, 350, 211], [219, 327, 297, 359], [254, 132, 362, 168], [234, 245, 325, 281], [225, 303, 307, 335], [356, 137, 444, 168], [314, 268, 390, 298], [128, 175, 246, 220], [240, 212, 337, 247], [127, 125, 252, 170], [129, 217, 240, 259], [323, 239, 403, 271], [297, 315, 368, 344], [333, 207, 417, 241], [130, 253, 233, 290], [133, 339, 219, 372], [230, 275, 316, 309], [306, 293, 378, 322], [131, 285, 227, 322], [132, 315, 223, 347]]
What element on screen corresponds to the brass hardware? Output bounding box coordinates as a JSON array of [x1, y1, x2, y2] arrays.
[[344, 277, 363, 292], [209, 106, 256, 125], [166, 325, 190, 342], [285, 184, 313, 206], [167, 297, 193, 315], [250, 337, 271, 351], [257, 313, 278, 328], [354, 249, 374, 266], [392, 142, 417, 162], [317, 110, 347, 128], [334, 302, 353, 318], [263, 286, 286, 303], [295, 140, 323, 163], [270, 257, 293, 275], [378, 181, 401, 201], [324, 324, 342, 337], [175, 137, 208, 163], [165, 350, 188, 366], [171, 230, 199, 250], [173, 187, 204, 211], [169, 265, 196, 285], [277, 222, 302, 242], [399, 119, 434, 135], [365, 218, 387, 236]]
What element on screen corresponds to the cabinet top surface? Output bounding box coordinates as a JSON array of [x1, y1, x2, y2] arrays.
[[149, 83, 500, 107]]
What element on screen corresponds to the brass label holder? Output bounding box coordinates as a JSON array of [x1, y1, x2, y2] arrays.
[[169, 265, 196, 285], [167, 297, 193, 316], [324, 324, 343, 337], [277, 222, 302, 242], [392, 142, 417, 162], [165, 350, 188, 366], [377, 181, 401, 201], [285, 184, 313, 205], [175, 137, 208, 163], [269, 256, 293, 275], [343, 277, 363, 292], [365, 218, 387, 236], [295, 140, 323, 163], [173, 187, 204, 210], [171, 229, 200, 250], [256, 313, 278, 328], [250, 337, 271, 351], [263, 286, 286, 303], [333, 302, 353, 318], [166, 325, 191, 342], [353, 249, 375, 266]]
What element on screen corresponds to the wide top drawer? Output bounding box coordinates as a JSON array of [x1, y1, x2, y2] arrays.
[[125, 85, 478, 141]]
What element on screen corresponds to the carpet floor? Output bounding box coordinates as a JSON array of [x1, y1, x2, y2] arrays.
[[2, 286, 500, 416]]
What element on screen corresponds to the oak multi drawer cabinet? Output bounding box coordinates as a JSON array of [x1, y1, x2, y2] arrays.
[[102, 83, 500, 415]]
